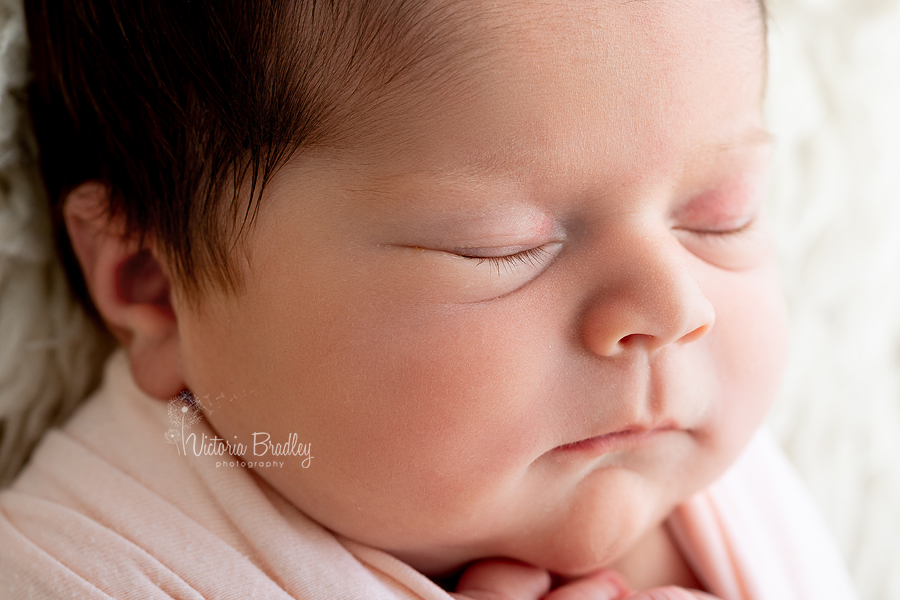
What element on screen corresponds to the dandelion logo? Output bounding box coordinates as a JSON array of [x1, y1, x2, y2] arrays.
[[165, 390, 203, 455]]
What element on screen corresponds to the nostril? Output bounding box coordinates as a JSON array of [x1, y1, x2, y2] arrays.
[[680, 322, 713, 344], [619, 333, 652, 347]]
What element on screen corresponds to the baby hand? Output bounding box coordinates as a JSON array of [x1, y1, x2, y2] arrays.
[[450, 559, 721, 600], [623, 590, 721, 600]]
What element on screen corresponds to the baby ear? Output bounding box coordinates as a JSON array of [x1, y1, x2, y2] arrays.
[[63, 181, 186, 400]]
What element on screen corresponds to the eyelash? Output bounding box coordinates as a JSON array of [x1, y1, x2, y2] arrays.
[[449, 217, 755, 275], [683, 217, 757, 240], [457, 245, 557, 275]]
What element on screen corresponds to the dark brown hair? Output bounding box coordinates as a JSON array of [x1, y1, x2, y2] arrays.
[[24, 0, 767, 320], [24, 0, 474, 318]]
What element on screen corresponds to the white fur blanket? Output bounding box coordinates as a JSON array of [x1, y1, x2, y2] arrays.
[[0, 0, 898, 597]]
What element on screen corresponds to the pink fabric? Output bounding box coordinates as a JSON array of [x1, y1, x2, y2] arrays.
[[667, 432, 858, 600], [0, 349, 858, 599]]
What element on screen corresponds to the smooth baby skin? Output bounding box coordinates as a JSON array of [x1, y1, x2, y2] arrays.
[[63, 0, 785, 594], [176, 0, 784, 586]]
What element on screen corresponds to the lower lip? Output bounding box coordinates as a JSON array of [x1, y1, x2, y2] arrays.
[[554, 427, 675, 455]]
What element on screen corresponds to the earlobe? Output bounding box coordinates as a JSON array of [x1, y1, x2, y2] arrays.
[[63, 181, 187, 400]]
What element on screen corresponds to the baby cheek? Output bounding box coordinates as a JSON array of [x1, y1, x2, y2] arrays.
[[353, 307, 550, 465], [190, 319, 546, 556], [701, 261, 789, 454]]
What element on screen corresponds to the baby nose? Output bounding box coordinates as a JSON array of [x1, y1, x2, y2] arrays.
[[580, 234, 716, 357]]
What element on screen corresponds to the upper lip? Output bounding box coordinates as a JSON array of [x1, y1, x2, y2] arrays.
[[556, 358, 691, 451]]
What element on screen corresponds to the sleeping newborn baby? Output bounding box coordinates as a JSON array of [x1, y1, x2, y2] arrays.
[[0, 1, 858, 598]]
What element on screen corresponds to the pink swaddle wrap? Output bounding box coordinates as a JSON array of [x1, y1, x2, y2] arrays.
[[0, 349, 857, 599]]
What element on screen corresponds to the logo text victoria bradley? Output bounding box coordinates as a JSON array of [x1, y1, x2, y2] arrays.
[[186, 431, 313, 469]]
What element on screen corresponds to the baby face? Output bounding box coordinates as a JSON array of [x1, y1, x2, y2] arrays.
[[175, 0, 786, 578]]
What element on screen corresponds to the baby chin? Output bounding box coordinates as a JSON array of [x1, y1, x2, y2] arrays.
[[393, 436, 705, 580], [507, 463, 688, 576]]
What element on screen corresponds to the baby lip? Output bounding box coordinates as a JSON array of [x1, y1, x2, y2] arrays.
[[555, 420, 679, 451]]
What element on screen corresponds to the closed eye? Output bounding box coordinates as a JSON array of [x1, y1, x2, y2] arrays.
[[455, 244, 561, 276], [671, 215, 771, 271], [676, 216, 758, 240]]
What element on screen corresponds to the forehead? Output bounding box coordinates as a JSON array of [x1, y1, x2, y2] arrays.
[[267, 0, 770, 237], [332, 0, 767, 179]]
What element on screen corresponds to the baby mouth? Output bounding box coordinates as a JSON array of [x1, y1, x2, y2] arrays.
[[553, 422, 678, 455]]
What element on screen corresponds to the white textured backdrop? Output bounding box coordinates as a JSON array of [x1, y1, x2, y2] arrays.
[[0, 0, 898, 597], [0, 0, 113, 487], [764, 0, 900, 598]]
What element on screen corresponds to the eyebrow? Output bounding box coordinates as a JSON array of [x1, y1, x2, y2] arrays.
[[460, 124, 775, 176], [338, 124, 776, 205]]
